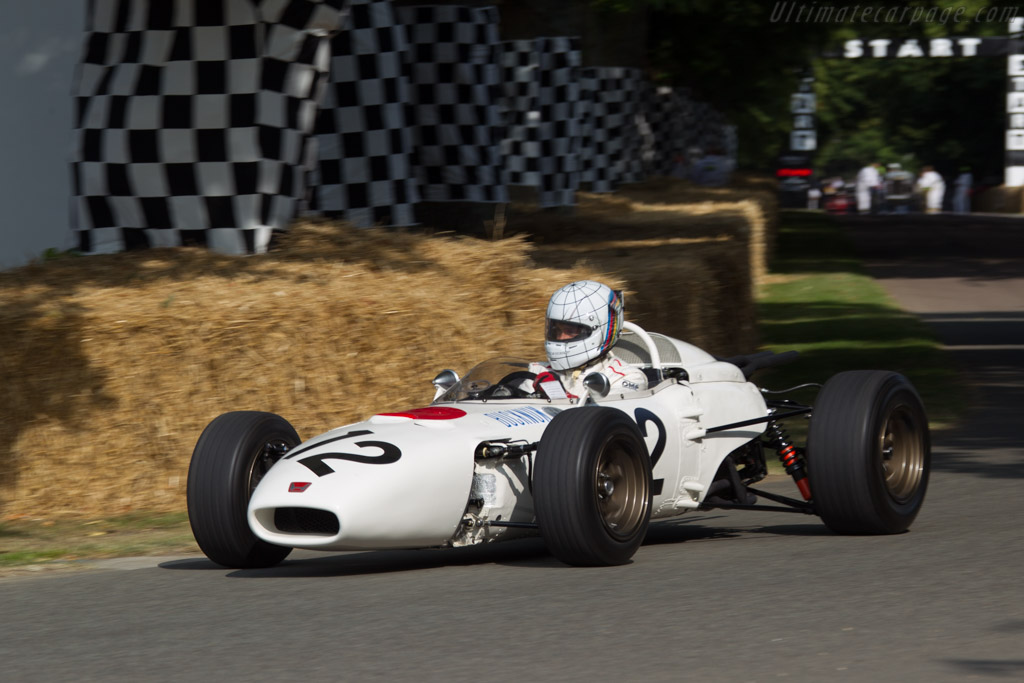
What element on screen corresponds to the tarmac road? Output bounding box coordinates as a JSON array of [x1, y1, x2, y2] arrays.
[[1, 213, 1022, 682]]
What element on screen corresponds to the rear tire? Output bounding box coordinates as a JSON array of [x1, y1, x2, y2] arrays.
[[534, 407, 652, 566], [187, 411, 299, 568], [807, 371, 930, 534]]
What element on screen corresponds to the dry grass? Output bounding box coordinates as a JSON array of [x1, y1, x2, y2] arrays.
[[0, 177, 775, 519]]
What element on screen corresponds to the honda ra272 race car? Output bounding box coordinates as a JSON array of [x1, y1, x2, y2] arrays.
[[186, 321, 931, 568]]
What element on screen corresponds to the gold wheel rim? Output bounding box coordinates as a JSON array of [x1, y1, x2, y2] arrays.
[[879, 405, 925, 503], [594, 436, 649, 540]]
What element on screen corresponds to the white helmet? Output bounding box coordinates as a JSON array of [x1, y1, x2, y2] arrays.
[[545, 281, 624, 371]]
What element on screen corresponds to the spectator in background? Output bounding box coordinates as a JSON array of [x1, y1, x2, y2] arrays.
[[884, 163, 914, 213], [953, 166, 973, 213], [855, 161, 883, 214], [807, 184, 822, 209], [916, 165, 946, 214]]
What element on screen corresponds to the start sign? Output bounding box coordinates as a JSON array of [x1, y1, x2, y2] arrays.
[[843, 37, 987, 59], [812, 17, 1024, 186]]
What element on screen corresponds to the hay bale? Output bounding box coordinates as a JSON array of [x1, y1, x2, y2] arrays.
[[0, 180, 777, 519], [0, 225, 612, 518]]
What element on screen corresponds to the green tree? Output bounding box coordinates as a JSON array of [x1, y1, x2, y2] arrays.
[[595, 0, 1016, 177]]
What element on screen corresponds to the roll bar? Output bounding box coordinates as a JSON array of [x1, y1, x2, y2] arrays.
[[622, 321, 661, 370]]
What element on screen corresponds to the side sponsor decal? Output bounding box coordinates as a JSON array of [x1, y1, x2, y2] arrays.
[[634, 408, 666, 496], [484, 406, 557, 428]]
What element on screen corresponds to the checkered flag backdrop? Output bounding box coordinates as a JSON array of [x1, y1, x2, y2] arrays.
[[394, 4, 508, 203], [310, 0, 418, 227], [70, 0, 738, 254], [71, 0, 348, 255], [645, 85, 693, 176], [578, 67, 646, 193], [500, 39, 541, 189], [499, 36, 582, 207], [640, 85, 734, 177], [688, 100, 729, 154]]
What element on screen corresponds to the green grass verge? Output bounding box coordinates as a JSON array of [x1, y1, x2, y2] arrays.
[[756, 210, 967, 435], [0, 513, 197, 570]]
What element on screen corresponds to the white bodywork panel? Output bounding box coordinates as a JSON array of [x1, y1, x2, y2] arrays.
[[247, 327, 769, 552]]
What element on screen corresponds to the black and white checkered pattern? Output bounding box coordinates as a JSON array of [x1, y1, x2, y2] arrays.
[[310, 0, 418, 226], [578, 67, 645, 193], [535, 37, 583, 206], [643, 85, 735, 175], [70, 0, 740, 255], [500, 39, 540, 188], [71, 0, 347, 255], [500, 37, 582, 207], [535, 37, 582, 206], [394, 4, 507, 203], [620, 78, 649, 185], [645, 85, 692, 176]]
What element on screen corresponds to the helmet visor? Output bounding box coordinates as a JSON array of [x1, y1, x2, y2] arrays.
[[546, 319, 592, 343]]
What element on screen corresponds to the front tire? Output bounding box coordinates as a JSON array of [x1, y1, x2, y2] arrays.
[[187, 411, 299, 568], [534, 407, 652, 566], [807, 371, 930, 534]]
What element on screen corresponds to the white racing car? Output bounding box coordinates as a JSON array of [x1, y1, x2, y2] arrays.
[[186, 322, 931, 568]]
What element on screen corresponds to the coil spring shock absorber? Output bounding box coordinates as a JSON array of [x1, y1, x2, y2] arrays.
[[766, 420, 811, 500]]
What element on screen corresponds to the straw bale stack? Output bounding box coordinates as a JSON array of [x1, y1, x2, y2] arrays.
[[0, 179, 775, 519]]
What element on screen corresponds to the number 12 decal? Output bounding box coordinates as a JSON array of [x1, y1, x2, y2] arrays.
[[634, 408, 665, 496], [284, 429, 402, 477]]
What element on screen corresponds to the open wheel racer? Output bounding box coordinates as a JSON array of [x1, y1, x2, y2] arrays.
[[187, 283, 930, 568]]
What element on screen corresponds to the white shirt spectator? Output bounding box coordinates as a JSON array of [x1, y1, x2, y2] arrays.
[[916, 170, 946, 213], [855, 164, 882, 213]]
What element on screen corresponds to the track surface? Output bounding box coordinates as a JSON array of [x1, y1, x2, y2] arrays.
[[2, 213, 1022, 682]]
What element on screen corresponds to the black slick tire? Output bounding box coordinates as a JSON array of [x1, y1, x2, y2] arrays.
[[807, 371, 930, 534], [534, 407, 652, 566], [186, 411, 299, 568]]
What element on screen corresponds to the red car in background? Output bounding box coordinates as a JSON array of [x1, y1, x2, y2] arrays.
[[823, 182, 855, 214]]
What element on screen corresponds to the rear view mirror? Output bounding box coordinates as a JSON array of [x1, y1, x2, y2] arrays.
[[432, 369, 460, 400], [583, 372, 610, 398]]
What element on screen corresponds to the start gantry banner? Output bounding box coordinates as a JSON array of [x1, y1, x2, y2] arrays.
[[838, 36, 1011, 59]]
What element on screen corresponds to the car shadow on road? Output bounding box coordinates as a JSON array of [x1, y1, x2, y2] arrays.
[[161, 539, 563, 577], [942, 659, 1024, 678], [645, 514, 830, 544], [159, 514, 833, 577], [931, 451, 1024, 478]]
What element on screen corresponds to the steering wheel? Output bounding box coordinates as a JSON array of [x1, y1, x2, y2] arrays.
[[477, 371, 538, 399]]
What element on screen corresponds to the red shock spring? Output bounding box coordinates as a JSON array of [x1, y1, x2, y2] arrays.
[[767, 421, 812, 500]]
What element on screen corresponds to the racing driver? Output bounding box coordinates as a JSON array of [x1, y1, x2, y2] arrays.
[[530, 280, 648, 400]]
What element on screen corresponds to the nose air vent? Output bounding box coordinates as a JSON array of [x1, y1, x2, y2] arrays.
[[273, 507, 340, 535]]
